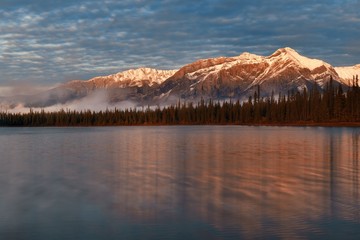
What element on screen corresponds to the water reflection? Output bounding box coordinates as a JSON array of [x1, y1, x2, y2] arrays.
[[0, 126, 359, 239]]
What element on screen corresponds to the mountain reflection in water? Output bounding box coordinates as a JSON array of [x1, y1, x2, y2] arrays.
[[0, 126, 359, 239]]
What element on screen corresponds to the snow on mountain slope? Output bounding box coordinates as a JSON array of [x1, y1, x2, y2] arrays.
[[269, 47, 330, 71], [78, 68, 178, 88], [184, 52, 265, 81], [262, 47, 340, 86], [94, 67, 177, 87], [335, 64, 360, 85]]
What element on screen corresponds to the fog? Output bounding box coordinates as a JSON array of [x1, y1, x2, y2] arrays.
[[0, 83, 55, 97], [1, 89, 140, 113], [0, 84, 250, 114]]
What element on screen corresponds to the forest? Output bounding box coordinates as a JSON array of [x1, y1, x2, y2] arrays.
[[0, 78, 359, 126]]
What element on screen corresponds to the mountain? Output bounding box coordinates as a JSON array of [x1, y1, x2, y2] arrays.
[[153, 47, 342, 101], [2, 47, 359, 109], [66, 67, 177, 89], [21, 68, 177, 107], [334, 64, 360, 85]]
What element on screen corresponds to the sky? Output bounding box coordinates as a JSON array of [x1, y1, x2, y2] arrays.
[[0, 0, 360, 89]]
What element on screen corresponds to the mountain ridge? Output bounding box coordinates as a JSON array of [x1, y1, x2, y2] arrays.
[[150, 47, 349, 103], [1, 47, 360, 109]]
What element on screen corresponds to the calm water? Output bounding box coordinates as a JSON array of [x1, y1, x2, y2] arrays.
[[0, 126, 359, 240]]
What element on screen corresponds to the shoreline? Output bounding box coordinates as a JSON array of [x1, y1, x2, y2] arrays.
[[244, 122, 360, 127], [1, 122, 360, 127]]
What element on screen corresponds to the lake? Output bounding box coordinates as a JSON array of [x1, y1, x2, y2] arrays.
[[0, 126, 359, 239]]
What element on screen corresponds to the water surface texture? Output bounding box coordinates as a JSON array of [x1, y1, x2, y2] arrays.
[[0, 126, 359, 239]]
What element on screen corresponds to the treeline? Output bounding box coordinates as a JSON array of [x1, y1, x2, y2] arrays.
[[1, 79, 360, 126]]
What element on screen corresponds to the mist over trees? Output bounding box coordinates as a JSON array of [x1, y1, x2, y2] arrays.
[[0, 77, 359, 126]]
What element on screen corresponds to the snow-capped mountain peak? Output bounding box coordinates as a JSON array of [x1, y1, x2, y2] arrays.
[[334, 64, 360, 84], [236, 52, 264, 63], [159, 47, 349, 100], [269, 47, 331, 71], [89, 67, 178, 87], [174, 47, 339, 86], [111, 67, 177, 86]]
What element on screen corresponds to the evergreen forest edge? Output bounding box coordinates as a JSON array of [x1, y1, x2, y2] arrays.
[[1, 78, 360, 127]]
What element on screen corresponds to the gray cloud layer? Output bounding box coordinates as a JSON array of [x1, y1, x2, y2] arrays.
[[0, 0, 359, 86]]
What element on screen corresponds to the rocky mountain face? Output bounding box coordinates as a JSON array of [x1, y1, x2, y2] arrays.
[[154, 47, 343, 102], [2, 48, 360, 108]]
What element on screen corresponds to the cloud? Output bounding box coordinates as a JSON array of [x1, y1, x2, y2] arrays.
[[0, 0, 359, 89]]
